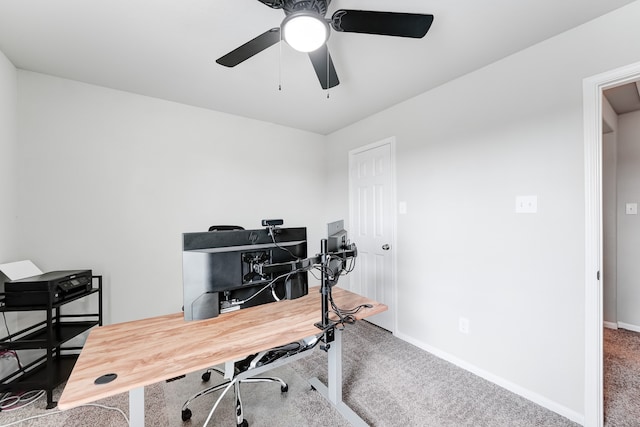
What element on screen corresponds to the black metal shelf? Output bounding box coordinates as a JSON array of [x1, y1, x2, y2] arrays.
[[1, 320, 99, 350], [0, 275, 102, 409], [1, 354, 78, 393]]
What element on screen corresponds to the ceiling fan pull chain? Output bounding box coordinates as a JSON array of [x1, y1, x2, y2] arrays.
[[326, 44, 330, 99], [278, 30, 283, 91]]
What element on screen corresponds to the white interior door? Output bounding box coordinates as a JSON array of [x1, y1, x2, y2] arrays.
[[349, 138, 396, 332]]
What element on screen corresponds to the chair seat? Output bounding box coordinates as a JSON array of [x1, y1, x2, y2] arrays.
[[181, 335, 319, 426]]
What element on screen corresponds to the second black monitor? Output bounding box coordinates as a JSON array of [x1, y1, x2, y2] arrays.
[[182, 226, 308, 320]]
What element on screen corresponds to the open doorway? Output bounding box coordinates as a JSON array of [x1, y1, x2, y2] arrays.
[[602, 81, 640, 329], [584, 61, 640, 427], [601, 80, 640, 425]]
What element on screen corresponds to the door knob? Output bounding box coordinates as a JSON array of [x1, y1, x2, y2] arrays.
[[382, 244, 390, 251]]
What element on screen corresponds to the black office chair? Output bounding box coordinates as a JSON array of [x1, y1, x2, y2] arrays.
[[208, 225, 245, 232], [181, 337, 319, 426]]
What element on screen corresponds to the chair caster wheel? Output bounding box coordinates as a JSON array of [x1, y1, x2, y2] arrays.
[[281, 384, 288, 393], [237, 420, 248, 427], [202, 371, 211, 382], [181, 408, 192, 421]]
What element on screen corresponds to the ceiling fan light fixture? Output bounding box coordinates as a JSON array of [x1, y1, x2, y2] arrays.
[[281, 11, 329, 53]]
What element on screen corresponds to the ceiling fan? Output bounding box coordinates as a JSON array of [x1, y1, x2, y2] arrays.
[[216, 0, 434, 89]]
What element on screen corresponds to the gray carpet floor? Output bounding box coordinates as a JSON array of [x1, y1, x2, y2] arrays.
[[603, 327, 640, 427], [1, 322, 636, 426]]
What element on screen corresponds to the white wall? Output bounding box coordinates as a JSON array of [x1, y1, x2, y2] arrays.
[[616, 109, 640, 329], [0, 46, 19, 373], [324, 2, 640, 422], [16, 71, 326, 324], [0, 49, 17, 265]]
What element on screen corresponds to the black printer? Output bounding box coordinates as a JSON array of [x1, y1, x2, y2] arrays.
[[4, 269, 93, 307]]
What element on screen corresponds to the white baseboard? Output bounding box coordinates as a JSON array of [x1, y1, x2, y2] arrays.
[[603, 321, 618, 330], [394, 331, 584, 426], [617, 322, 640, 333]]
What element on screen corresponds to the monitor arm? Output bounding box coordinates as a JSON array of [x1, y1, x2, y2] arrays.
[[253, 240, 358, 345], [252, 243, 356, 278], [252, 255, 320, 277]]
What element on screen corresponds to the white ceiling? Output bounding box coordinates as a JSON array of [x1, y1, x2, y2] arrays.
[[0, 0, 635, 134]]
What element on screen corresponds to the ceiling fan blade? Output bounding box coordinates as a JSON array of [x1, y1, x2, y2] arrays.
[[308, 45, 339, 90], [216, 28, 281, 67], [331, 10, 434, 38]]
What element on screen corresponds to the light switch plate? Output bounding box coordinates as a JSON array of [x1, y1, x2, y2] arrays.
[[626, 203, 638, 215], [516, 195, 537, 213]]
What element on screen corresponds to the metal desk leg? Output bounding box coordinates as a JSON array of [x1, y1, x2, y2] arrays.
[[309, 328, 368, 426], [129, 386, 145, 426]]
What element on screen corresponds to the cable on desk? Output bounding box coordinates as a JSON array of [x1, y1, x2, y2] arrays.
[[0, 390, 45, 412], [254, 332, 324, 367], [328, 290, 372, 328], [1, 312, 23, 369], [237, 256, 312, 306], [0, 313, 45, 416], [0, 403, 129, 426], [270, 283, 283, 301], [202, 379, 236, 427], [267, 225, 301, 261], [308, 267, 322, 281], [312, 253, 356, 289], [238, 270, 296, 305], [339, 255, 356, 278]]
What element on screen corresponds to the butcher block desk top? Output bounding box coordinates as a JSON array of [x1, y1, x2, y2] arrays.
[[58, 286, 387, 410]]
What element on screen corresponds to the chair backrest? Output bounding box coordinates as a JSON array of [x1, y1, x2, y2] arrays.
[[208, 225, 245, 232]]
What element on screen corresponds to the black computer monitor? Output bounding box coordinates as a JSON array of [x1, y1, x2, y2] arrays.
[[327, 220, 348, 253], [182, 227, 308, 320], [324, 220, 356, 287]]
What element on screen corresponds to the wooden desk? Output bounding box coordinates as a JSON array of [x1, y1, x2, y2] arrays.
[[58, 286, 387, 425]]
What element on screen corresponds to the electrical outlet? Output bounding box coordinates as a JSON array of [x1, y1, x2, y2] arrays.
[[626, 203, 638, 215], [459, 317, 470, 334]]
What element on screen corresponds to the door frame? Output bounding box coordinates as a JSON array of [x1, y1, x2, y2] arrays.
[[583, 60, 640, 427], [348, 136, 398, 334]]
